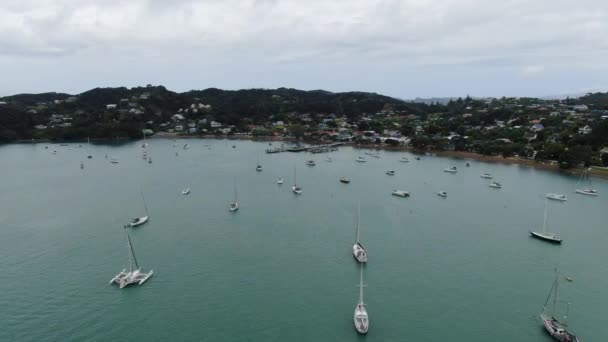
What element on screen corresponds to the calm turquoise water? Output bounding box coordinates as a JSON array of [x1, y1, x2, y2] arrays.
[[0, 140, 606, 341]]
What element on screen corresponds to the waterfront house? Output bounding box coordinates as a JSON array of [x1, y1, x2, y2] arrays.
[[578, 125, 592, 135]]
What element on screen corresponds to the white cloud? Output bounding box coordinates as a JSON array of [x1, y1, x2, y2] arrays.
[[0, 0, 607, 96]]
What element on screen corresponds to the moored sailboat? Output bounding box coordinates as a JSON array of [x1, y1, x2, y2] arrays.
[[229, 178, 239, 212], [352, 202, 367, 263], [530, 199, 562, 244], [575, 168, 598, 196], [292, 166, 302, 194], [129, 190, 149, 227], [539, 269, 580, 342], [353, 265, 369, 334]]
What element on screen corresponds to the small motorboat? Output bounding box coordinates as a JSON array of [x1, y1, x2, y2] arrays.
[[183, 144, 190, 149], [437, 191, 448, 197], [391, 190, 410, 197], [256, 165, 263, 172], [276, 178, 284, 185], [292, 185, 303, 194], [181, 188, 190, 195], [480, 173, 493, 179], [87, 155, 92, 159], [489, 181, 502, 189], [356, 156, 367, 162], [306, 160, 316, 166], [400, 157, 409, 162], [340, 177, 351, 184], [466, 162, 470, 167], [386, 170, 395, 176], [232, 145, 236, 148], [443, 166, 458, 173], [546, 193, 567, 201], [415, 156, 421, 160], [110, 158, 119, 164]]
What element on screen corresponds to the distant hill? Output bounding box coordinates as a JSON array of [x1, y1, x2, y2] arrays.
[[0, 85, 421, 142]]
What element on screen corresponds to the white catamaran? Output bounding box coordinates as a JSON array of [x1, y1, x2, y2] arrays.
[[110, 225, 154, 288], [353, 265, 369, 334], [539, 269, 580, 342], [530, 199, 562, 244], [352, 203, 367, 263], [129, 190, 149, 227], [575, 168, 598, 196]]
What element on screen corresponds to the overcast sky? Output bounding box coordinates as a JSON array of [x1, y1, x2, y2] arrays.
[[1, 0, 607, 98]]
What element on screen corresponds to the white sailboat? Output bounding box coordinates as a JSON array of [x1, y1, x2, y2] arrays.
[[276, 178, 284, 185], [391, 190, 410, 197], [110, 226, 154, 288], [546, 193, 567, 201], [292, 166, 302, 194], [229, 178, 239, 212], [575, 168, 598, 196], [530, 199, 562, 244], [256, 153, 263, 172], [129, 191, 149, 227], [539, 269, 580, 342], [87, 137, 92, 159], [480, 173, 493, 179], [437, 191, 448, 197], [353, 265, 369, 334], [352, 203, 367, 263], [489, 181, 502, 188], [141, 130, 148, 148], [181, 188, 190, 195]]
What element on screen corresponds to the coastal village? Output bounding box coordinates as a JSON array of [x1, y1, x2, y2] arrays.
[[1, 87, 608, 169]]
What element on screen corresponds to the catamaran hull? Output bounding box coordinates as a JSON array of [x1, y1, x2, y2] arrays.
[[530, 231, 562, 244]]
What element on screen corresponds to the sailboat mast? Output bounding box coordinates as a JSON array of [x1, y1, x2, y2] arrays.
[[553, 271, 559, 317], [234, 177, 238, 202], [355, 202, 361, 244], [294, 165, 297, 186], [543, 198, 548, 234], [141, 190, 149, 216], [125, 227, 140, 270]]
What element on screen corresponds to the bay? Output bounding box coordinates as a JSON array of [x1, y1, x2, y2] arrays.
[[0, 139, 606, 341]]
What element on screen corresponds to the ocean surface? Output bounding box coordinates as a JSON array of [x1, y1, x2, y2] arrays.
[[0, 139, 606, 342]]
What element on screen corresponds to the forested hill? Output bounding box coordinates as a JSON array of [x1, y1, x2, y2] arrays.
[[0, 85, 420, 141]]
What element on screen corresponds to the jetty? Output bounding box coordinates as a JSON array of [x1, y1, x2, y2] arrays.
[[265, 143, 342, 154]]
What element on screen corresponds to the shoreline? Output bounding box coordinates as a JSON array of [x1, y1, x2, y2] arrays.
[[14, 133, 608, 180]]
